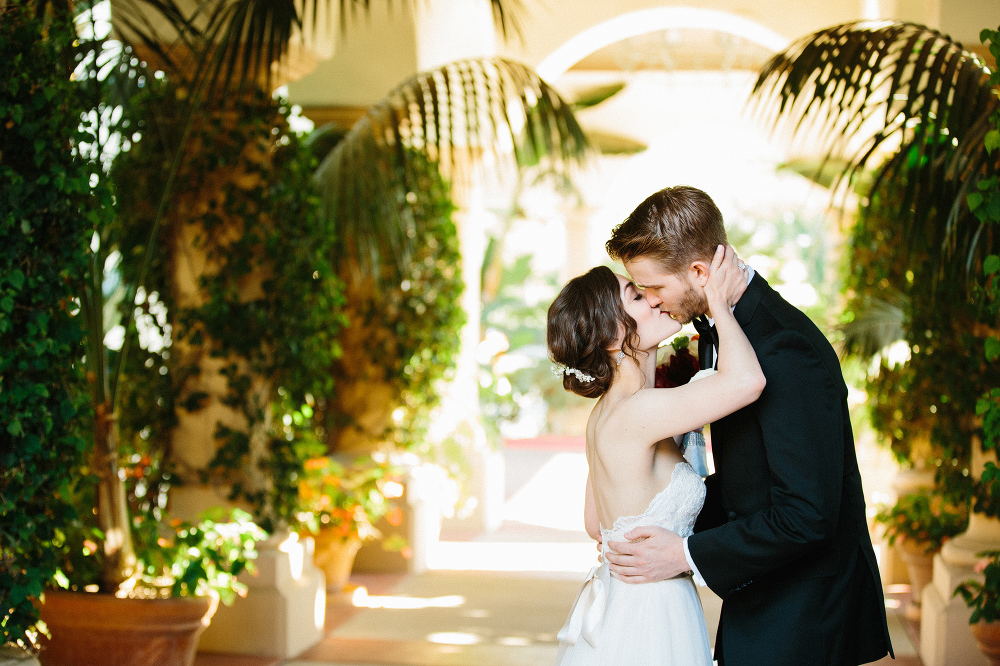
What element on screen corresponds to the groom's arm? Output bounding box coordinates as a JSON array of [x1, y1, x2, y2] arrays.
[[694, 471, 725, 533], [687, 329, 845, 598]]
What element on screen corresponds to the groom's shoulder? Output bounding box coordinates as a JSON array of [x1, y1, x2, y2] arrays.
[[754, 279, 845, 380], [752, 279, 834, 347]]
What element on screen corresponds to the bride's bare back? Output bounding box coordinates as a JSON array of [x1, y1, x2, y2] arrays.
[[586, 394, 686, 530]]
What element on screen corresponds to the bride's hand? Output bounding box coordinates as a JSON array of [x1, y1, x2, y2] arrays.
[[704, 244, 748, 309]]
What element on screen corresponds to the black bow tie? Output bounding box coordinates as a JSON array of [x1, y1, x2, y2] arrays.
[[693, 315, 718, 345], [692, 315, 718, 370]]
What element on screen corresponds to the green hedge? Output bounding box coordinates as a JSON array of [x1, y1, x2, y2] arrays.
[[0, 4, 94, 649]]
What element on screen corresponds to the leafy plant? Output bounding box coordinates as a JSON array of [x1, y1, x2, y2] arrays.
[[310, 138, 465, 464], [129, 509, 264, 605], [874, 490, 969, 554], [297, 454, 404, 543], [3, 0, 588, 648], [822, 26, 999, 478], [970, 25, 1000, 516], [956, 550, 1000, 623], [112, 78, 345, 534], [751, 21, 997, 289], [0, 4, 93, 650]]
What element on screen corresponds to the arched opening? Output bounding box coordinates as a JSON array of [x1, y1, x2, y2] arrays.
[[536, 7, 789, 80]]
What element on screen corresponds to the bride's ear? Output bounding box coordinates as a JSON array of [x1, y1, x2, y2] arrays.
[[689, 260, 711, 287], [607, 322, 626, 354]]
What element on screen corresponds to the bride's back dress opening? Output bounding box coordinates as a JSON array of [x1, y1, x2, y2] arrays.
[[555, 462, 712, 665]]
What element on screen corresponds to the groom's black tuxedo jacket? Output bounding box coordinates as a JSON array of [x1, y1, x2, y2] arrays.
[[688, 275, 893, 666]]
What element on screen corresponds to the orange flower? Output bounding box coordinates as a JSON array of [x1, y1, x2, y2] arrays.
[[304, 457, 328, 471]]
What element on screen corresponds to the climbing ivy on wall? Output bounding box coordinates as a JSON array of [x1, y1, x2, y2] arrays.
[[0, 5, 93, 648], [112, 80, 346, 532], [316, 137, 466, 463]]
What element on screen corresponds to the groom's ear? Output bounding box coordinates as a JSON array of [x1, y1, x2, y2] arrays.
[[689, 260, 711, 287]]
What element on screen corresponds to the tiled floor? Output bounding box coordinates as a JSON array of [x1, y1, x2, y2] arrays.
[[194, 572, 924, 666], [194, 439, 926, 666]]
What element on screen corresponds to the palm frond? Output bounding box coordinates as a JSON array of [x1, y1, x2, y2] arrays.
[[489, 0, 525, 42], [314, 56, 590, 278], [113, 0, 528, 96], [750, 21, 998, 283], [839, 292, 908, 360], [567, 82, 626, 111]]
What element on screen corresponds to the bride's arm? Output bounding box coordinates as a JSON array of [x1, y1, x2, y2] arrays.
[[620, 245, 765, 441]]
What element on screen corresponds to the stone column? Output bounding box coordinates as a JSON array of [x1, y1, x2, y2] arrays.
[[920, 439, 997, 666], [437, 180, 506, 537], [198, 532, 326, 658]]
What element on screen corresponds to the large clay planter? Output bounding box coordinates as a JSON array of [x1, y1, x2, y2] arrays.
[[309, 530, 363, 593], [38, 590, 217, 666], [898, 538, 936, 620], [971, 620, 1000, 666]]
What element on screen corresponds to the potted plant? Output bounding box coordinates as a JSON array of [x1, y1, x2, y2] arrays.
[[297, 452, 405, 592], [39, 509, 263, 666], [2, 3, 269, 662], [956, 550, 1000, 664], [5, 0, 589, 656], [876, 488, 969, 617]]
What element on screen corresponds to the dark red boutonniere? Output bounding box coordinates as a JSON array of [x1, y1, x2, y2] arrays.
[[654, 335, 700, 388]]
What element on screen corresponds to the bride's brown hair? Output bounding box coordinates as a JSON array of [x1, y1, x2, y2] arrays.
[[547, 266, 640, 398]]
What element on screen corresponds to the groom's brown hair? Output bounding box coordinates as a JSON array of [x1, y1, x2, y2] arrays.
[[606, 185, 727, 274]]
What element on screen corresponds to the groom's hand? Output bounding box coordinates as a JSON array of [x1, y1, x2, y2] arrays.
[[605, 526, 690, 584]]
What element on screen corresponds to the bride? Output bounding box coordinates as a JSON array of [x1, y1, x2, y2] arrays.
[[545, 244, 764, 664]]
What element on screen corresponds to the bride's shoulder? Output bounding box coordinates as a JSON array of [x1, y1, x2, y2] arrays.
[[591, 393, 656, 448]]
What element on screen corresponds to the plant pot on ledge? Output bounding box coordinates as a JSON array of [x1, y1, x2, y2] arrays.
[[972, 620, 1000, 666], [309, 531, 363, 593], [37, 591, 218, 666], [898, 538, 937, 620]]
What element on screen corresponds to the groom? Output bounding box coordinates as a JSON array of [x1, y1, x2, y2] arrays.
[[603, 186, 893, 665]]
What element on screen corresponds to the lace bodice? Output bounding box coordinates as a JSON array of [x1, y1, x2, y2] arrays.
[[556, 462, 712, 662], [600, 462, 706, 548]]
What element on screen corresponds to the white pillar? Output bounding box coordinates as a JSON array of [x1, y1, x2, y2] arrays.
[[921, 439, 998, 666], [436, 181, 505, 536], [198, 532, 326, 658]]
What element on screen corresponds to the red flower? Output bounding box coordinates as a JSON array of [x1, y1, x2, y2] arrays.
[[654, 345, 700, 388]]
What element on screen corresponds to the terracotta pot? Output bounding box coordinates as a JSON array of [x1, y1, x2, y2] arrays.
[[972, 620, 1000, 666], [309, 530, 363, 593], [898, 538, 937, 620], [38, 590, 217, 666]]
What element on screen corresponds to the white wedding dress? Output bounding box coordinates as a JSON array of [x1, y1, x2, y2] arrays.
[[555, 462, 712, 665]]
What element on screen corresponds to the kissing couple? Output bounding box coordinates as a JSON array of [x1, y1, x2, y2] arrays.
[[547, 185, 894, 666]]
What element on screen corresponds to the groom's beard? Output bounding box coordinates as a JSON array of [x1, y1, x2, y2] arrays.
[[672, 286, 709, 325]]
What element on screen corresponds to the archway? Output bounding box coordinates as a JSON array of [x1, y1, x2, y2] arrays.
[[536, 6, 789, 80]]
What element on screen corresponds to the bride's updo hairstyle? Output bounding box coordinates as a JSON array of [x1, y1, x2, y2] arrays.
[[547, 266, 639, 399]]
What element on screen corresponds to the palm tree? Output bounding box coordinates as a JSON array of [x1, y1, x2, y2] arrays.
[[55, 0, 587, 592], [750, 20, 998, 288], [749, 21, 1000, 514]]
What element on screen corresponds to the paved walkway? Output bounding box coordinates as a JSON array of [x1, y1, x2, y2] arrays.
[[194, 438, 923, 666]]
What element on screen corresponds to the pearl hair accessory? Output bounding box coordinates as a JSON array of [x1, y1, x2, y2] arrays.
[[551, 364, 595, 383]]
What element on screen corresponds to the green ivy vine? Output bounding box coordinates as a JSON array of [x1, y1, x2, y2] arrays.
[[312, 134, 466, 467], [112, 80, 346, 533], [969, 27, 1000, 515], [845, 134, 998, 478], [0, 5, 94, 649]]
